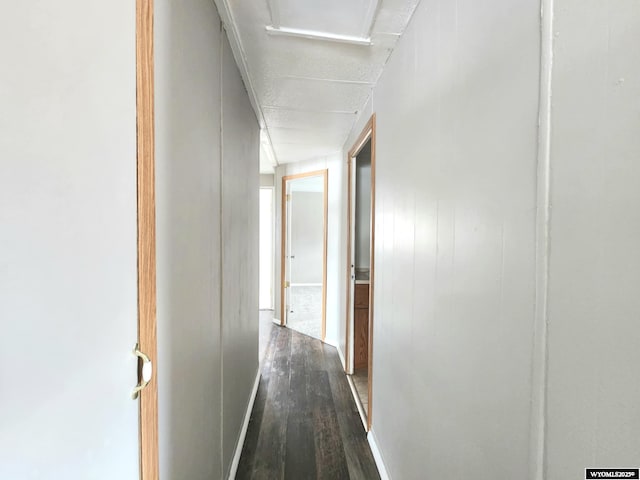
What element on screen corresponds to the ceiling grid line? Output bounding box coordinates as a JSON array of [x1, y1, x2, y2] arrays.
[[263, 105, 357, 115], [219, 0, 421, 169], [274, 74, 375, 86]]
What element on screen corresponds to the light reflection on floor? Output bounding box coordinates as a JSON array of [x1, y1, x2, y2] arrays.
[[287, 285, 322, 340]]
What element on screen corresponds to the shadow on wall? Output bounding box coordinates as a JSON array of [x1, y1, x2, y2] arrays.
[[156, 0, 223, 477]]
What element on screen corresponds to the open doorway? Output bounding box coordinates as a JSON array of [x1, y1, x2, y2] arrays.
[[281, 170, 328, 341], [259, 187, 274, 310], [259, 185, 276, 362], [345, 115, 376, 431]]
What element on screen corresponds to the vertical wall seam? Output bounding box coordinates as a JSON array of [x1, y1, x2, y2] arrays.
[[219, 19, 225, 480], [530, 0, 554, 477]]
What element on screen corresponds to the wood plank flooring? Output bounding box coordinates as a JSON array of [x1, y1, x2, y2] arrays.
[[236, 325, 380, 480]]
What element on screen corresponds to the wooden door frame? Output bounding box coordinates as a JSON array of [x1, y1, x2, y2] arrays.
[[280, 169, 329, 342], [136, 0, 159, 478], [345, 114, 376, 431]]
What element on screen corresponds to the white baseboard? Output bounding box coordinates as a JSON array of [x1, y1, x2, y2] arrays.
[[322, 338, 346, 372], [272, 317, 281, 325], [368, 429, 391, 480], [228, 368, 261, 480], [324, 337, 337, 347]]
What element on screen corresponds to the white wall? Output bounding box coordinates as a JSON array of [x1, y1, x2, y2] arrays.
[[0, 2, 139, 477], [259, 188, 275, 309], [354, 155, 372, 270], [275, 155, 347, 347], [543, 0, 640, 478], [221, 31, 260, 478], [260, 173, 275, 187], [343, 0, 541, 477], [291, 191, 324, 284], [155, 2, 259, 478], [343, 0, 640, 477]]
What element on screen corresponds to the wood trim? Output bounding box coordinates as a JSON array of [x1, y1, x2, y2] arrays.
[[280, 169, 329, 341], [136, 0, 158, 478], [322, 170, 328, 342], [348, 115, 375, 159], [366, 114, 376, 432], [282, 169, 329, 182], [344, 114, 376, 431], [345, 158, 352, 370], [280, 176, 286, 327]]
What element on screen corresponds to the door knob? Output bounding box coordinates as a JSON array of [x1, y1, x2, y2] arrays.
[[132, 343, 153, 399]]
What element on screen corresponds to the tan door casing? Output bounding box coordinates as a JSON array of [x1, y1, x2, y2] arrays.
[[136, 0, 159, 478], [345, 114, 376, 431]]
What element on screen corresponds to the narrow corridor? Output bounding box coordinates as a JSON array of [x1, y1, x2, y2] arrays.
[[237, 325, 380, 479]]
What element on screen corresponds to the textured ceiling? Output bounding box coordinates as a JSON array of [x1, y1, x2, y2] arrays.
[[216, 0, 421, 172]]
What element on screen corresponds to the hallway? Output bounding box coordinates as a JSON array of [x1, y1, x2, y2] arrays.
[[3, 0, 640, 478], [237, 325, 380, 480]]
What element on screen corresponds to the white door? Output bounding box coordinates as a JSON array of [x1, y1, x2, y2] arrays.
[[0, 1, 140, 478], [284, 175, 325, 339]]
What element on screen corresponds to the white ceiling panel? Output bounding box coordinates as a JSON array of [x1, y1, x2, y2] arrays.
[[245, 34, 389, 82], [277, 0, 374, 37], [216, 0, 420, 172], [276, 144, 343, 164], [268, 127, 348, 148], [372, 0, 422, 33], [260, 76, 372, 113], [262, 108, 357, 132]]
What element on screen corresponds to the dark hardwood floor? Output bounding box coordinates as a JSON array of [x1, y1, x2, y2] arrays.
[[236, 325, 380, 480]]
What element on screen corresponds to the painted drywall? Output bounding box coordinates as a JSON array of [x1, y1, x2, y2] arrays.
[[260, 173, 275, 187], [0, 2, 139, 477], [290, 191, 324, 284], [275, 155, 347, 347], [343, 0, 541, 476], [543, 0, 640, 478], [354, 148, 372, 270], [155, 1, 223, 477], [221, 31, 260, 478], [155, 2, 259, 478]]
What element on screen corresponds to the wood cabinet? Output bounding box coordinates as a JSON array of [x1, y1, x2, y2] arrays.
[[354, 284, 369, 369]]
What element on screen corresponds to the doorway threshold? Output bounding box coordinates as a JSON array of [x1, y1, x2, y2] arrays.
[[346, 374, 368, 431]]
